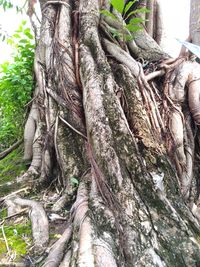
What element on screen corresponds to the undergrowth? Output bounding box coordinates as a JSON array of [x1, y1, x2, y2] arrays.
[[0, 145, 27, 196], [0, 20, 34, 151], [0, 221, 32, 262]]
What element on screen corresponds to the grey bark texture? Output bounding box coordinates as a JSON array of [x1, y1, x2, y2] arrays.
[[11, 0, 200, 266], [190, 0, 200, 45]]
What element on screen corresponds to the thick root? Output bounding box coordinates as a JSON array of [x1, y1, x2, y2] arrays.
[[43, 225, 72, 267], [5, 195, 49, 253], [71, 179, 95, 267]]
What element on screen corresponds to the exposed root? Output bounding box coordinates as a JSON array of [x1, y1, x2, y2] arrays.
[[23, 103, 39, 161], [94, 239, 118, 267], [43, 225, 72, 267], [71, 179, 95, 267], [0, 208, 28, 224], [169, 109, 186, 164], [5, 195, 49, 253], [145, 69, 165, 81], [0, 187, 30, 203], [52, 193, 69, 212], [3, 0, 200, 265], [181, 115, 194, 198], [59, 250, 71, 267], [161, 59, 200, 199], [102, 38, 140, 77]]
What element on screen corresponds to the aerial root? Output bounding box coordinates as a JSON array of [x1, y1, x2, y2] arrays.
[[71, 179, 95, 267], [94, 239, 118, 267], [43, 225, 72, 267], [23, 105, 37, 161], [59, 250, 71, 267], [4, 195, 49, 253], [180, 115, 194, 198], [169, 110, 186, 164]]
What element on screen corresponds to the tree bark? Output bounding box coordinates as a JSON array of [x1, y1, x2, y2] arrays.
[[190, 0, 200, 45], [5, 0, 200, 266]]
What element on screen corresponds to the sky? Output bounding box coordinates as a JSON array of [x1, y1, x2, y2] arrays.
[[160, 0, 190, 56], [0, 0, 29, 63], [0, 0, 191, 63]]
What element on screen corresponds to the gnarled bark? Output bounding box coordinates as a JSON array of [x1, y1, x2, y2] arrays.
[[4, 0, 200, 266]]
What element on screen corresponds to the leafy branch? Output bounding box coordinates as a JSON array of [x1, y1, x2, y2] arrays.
[[0, 21, 35, 150], [0, 0, 26, 12], [101, 0, 149, 41]]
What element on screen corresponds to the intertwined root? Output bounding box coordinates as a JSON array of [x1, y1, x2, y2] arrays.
[[163, 60, 200, 198], [4, 0, 200, 265]]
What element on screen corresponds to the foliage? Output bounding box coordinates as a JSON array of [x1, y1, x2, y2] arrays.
[[0, 21, 35, 150], [0, 146, 27, 196], [0, 222, 32, 260], [0, 0, 27, 42], [70, 177, 79, 187], [0, 0, 25, 12], [101, 0, 149, 41]]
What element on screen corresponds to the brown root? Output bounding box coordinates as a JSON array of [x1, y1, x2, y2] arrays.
[[188, 78, 200, 124], [5, 195, 49, 253], [23, 103, 39, 161], [169, 110, 186, 164], [94, 239, 118, 267], [59, 250, 72, 267], [43, 225, 72, 267], [71, 179, 95, 267]]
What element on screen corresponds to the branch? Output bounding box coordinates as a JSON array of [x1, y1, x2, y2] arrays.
[[1, 225, 10, 255], [145, 69, 165, 81], [59, 115, 87, 140], [0, 139, 23, 160], [0, 208, 28, 225]]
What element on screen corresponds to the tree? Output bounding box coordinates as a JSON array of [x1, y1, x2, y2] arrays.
[[2, 0, 200, 266], [190, 0, 200, 45]]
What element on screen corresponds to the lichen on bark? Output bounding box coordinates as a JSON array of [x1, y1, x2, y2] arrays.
[[2, 0, 200, 266]]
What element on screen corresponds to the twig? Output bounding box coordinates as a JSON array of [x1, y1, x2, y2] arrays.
[[0, 208, 28, 223], [0, 139, 23, 160], [145, 69, 165, 81], [59, 116, 87, 140], [0, 187, 30, 202], [1, 225, 11, 255]]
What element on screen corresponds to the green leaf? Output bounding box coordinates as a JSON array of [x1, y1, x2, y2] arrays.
[[24, 32, 33, 39], [110, 28, 122, 38], [8, 2, 12, 8], [135, 7, 150, 13], [100, 9, 117, 20], [125, 24, 142, 32], [125, 7, 149, 20], [124, 0, 137, 16], [110, 0, 124, 14], [124, 34, 134, 41], [129, 17, 144, 24], [13, 34, 21, 39], [19, 39, 28, 43], [70, 177, 79, 186]]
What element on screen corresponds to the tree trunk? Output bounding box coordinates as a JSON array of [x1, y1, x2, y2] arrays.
[[190, 0, 200, 45], [7, 0, 200, 266]]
